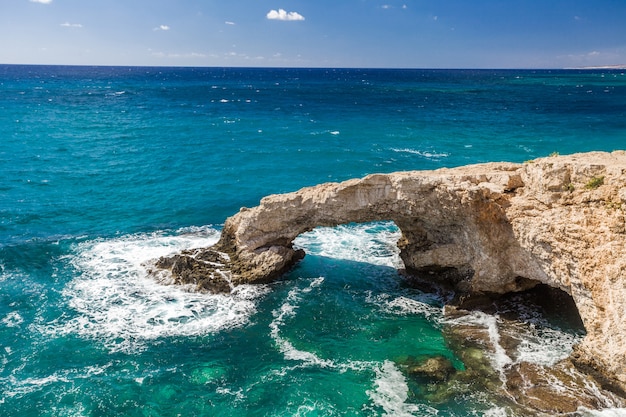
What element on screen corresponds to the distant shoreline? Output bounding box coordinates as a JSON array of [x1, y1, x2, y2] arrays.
[[566, 64, 626, 70]]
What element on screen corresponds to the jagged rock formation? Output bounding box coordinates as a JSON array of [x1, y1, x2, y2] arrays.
[[145, 248, 235, 294], [152, 151, 626, 392]]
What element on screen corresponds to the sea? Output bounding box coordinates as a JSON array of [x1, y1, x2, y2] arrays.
[[1, 65, 626, 416]]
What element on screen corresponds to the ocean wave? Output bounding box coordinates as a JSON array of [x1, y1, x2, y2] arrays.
[[309, 129, 341, 136], [2, 362, 112, 399], [289, 399, 341, 417], [1, 312, 24, 328], [293, 221, 403, 269], [371, 293, 443, 320], [44, 227, 269, 353], [446, 311, 512, 378], [390, 148, 450, 159], [269, 277, 335, 367], [367, 360, 439, 416], [514, 324, 582, 366]]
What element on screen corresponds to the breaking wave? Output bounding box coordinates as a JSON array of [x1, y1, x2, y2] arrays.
[[44, 227, 269, 353], [294, 221, 403, 268], [391, 148, 450, 160]]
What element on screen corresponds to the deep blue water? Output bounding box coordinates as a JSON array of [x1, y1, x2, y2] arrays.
[[1, 65, 625, 416]]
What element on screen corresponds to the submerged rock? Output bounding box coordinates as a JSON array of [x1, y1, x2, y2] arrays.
[[402, 355, 457, 382]]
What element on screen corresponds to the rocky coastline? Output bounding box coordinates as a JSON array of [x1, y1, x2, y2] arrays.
[[148, 150, 626, 410]]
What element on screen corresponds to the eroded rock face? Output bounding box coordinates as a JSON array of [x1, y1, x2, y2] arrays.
[[148, 151, 626, 392]]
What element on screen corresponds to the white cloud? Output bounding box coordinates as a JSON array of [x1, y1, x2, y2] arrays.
[[266, 9, 305, 21], [30, 0, 53, 4], [60, 22, 83, 28], [225, 21, 236, 25], [154, 25, 170, 31]]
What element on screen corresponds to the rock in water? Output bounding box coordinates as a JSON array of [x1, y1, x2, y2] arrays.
[[147, 248, 234, 294], [403, 355, 456, 382]]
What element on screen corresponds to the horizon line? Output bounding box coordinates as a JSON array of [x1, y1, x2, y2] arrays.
[[2, 62, 626, 71]]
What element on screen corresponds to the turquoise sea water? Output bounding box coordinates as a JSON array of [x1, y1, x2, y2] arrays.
[[1, 65, 625, 416]]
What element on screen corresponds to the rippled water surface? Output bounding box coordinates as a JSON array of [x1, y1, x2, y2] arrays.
[[1, 66, 626, 416]]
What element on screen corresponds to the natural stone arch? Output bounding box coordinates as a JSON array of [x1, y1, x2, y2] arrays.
[[214, 167, 543, 296]]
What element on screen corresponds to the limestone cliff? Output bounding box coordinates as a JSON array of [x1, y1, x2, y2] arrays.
[[152, 151, 626, 392]]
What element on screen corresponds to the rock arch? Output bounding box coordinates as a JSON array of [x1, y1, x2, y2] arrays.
[[214, 167, 542, 295], [154, 151, 626, 393]]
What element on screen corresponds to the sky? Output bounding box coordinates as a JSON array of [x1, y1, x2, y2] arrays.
[[1, 0, 626, 68]]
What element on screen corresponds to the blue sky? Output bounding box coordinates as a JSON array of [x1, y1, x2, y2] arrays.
[[2, 0, 626, 68]]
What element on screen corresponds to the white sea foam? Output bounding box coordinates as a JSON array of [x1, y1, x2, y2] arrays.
[[0, 263, 10, 283], [293, 400, 338, 417], [1, 373, 72, 403], [1, 311, 24, 328], [514, 324, 582, 366], [46, 227, 269, 353], [309, 129, 343, 136], [367, 360, 438, 416], [479, 407, 510, 417], [269, 277, 335, 368], [215, 387, 246, 402], [2, 362, 112, 399], [446, 311, 512, 377], [293, 222, 403, 269], [495, 295, 585, 366], [367, 292, 443, 323], [47, 402, 88, 417], [578, 408, 626, 416], [390, 147, 450, 160]]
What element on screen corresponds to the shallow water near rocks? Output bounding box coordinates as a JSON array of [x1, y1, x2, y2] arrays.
[[2, 66, 626, 416]]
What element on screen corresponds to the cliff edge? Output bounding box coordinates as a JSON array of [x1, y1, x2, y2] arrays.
[[150, 150, 626, 393]]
